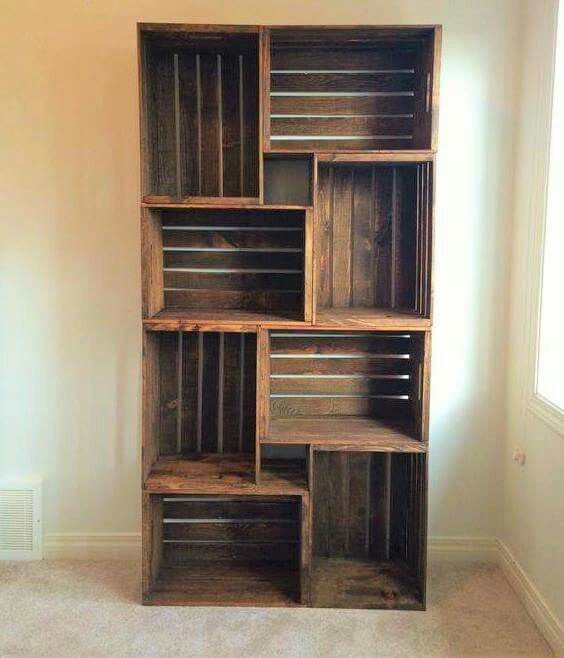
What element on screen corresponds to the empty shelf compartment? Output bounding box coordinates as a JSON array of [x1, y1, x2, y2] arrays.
[[267, 330, 427, 446], [140, 26, 260, 201], [142, 207, 311, 321], [268, 27, 438, 151], [144, 494, 304, 605], [311, 450, 427, 609], [316, 161, 433, 320]]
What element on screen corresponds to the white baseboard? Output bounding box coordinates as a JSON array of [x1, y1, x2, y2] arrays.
[[43, 533, 562, 656], [497, 540, 563, 657], [45, 533, 140, 560], [428, 536, 499, 562]]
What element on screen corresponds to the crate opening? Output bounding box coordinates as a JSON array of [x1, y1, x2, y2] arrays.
[[268, 330, 425, 445], [312, 451, 426, 609], [316, 162, 432, 322], [144, 207, 308, 321], [146, 494, 301, 605], [140, 28, 260, 200], [269, 27, 437, 151]]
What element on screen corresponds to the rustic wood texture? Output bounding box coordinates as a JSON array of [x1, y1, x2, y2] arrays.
[[145, 455, 307, 495], [310, 451, 426, 608], [154, 330, 256, 456], [140, 26, 260, 200], [267, 28, 437, 152], [140, 23, 440, 610], [315, 163, 432, 319]]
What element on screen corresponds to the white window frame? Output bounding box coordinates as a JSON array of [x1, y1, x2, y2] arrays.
[[526, 0, 564, 436]]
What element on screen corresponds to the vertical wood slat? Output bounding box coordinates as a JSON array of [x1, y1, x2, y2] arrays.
[[176, 331, 183, 453], [351, 166, 374, 307], [173, 54, 182, 199], [217, 332, 225, 453], [238, 333, 245, 452], [303, 208, 314, 323], [390, 167, 398, 308], [217, 54, 224, 196], [255, 328, 269, 482], [239, 55, 245, 196], [196, 54, 203, 195], [196, 332, 203, 452], [332, 168, 353, 307]]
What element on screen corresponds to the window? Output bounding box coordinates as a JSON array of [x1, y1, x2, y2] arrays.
[[536, 3, 564, 413]]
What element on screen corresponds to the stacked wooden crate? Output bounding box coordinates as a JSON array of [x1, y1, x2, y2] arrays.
[[139, 23, 440, 608]]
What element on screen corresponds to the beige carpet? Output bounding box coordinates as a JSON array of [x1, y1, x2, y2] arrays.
[[0, 560, 552, 657]]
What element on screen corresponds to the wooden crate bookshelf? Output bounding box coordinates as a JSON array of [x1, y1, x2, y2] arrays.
[[139, 22, 440, 609]]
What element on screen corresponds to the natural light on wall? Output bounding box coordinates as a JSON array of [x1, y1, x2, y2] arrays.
[[537, 2, 564, 412]]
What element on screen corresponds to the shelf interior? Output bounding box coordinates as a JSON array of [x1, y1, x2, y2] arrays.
[[144, 207, 308, 318], [269, 27, 437, 151], [311, 450, 426, 608], [269, 330, 425, 444], [146, 494, 301, 606], [140, 28, 259, 199], [316, 162, 432, 319]]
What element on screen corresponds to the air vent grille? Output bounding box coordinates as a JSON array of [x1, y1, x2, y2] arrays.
[[0, 478, 42, 559]]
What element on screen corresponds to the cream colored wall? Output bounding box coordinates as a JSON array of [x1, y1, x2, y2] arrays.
[[503, 0, 564, 624], [0, 1, 521, 541]]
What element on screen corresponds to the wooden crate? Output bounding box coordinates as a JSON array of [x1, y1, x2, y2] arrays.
[[139, 22, 440, 609]]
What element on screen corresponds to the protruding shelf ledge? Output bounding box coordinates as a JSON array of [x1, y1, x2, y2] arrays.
[[142, 198, 313, 211], [313, 308, 431, 331], [145, 455, 308, 495], [264, 417, 427, 452], [143, 309, 310, 331]]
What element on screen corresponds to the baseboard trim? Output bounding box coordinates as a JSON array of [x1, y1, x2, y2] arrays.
[[428, 536, 499, 562], [43, 533, 562, 655], [497, 540, 563, 657], [45, 533, 140, 560]]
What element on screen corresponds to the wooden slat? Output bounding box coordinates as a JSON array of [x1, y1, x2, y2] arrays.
[[164, 520, 298, 542], [180, 331, 199, 453], [271, 72, 415, 93], [147, 46, 176, 195], [243, 49, 260, 196], [163, 271, 302, 292], [272, 137, 413, 151], [158, 332, 179, 455], [270, 335, 412, 354], [271, 116, 412, 137], [164, 289, 303, 312], [270, 377, 410, 396], [271, 47, 417, 71], [332, 168, 353, 306], [164, 251, 302, 270], [178, 51, 200, 196], [163, 498, 297, 519], [270, 356, 410, 377], [351, 167, 375, 306], [270, 396, 409, 417], [221, 53, 242, 196], [163, 229, 302, 251], [200, 53, 221, 195], [270, 94, 414, 116], [201, 332, 219, 451], [163, 541, 297, 564]]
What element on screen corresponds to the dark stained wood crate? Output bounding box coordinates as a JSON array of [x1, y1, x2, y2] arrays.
[[139, 26, 260, 202], [144, 330, 257, 460], [143, 494, 305, 606], [311, 450, 427, 609], [140, 22, 440, 610], [315, 161, 433, 323], [266, 27, 439, 152], [142, 207, 312, 321], [265, 330, 429, 449]]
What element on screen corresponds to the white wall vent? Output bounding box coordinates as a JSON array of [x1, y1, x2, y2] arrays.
[[0, 477, 42, 560]]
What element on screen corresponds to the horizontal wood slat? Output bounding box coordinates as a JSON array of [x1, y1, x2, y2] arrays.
[[271, 72, 415, 93], [271, 116, 413, 137], [271, 48, 417, 71], [270, 95, 415, 116]]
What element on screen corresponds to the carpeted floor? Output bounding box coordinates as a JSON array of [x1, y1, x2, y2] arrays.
[[0, 560, 553, 657]]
